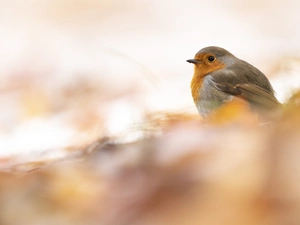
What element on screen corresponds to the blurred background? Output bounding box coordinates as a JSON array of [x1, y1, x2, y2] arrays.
[[1, 1, 300, 224], [0, 0, 300, 158]]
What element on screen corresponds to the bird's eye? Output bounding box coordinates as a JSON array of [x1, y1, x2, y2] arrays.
[[208, 56, 215, 62]]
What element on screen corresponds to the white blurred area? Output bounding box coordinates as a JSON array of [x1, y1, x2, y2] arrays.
[[0, 0, 300, 160]]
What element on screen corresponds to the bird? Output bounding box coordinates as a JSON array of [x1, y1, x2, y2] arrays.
[[187, 46, 281, 118]]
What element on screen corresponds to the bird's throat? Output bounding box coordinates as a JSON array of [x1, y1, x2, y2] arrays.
[[190, 69, 204, 103], [190, 63, 226, 103]]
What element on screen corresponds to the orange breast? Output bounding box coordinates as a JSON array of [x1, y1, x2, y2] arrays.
[[190, 70, 204, 103], [190, 61, 225, 104]]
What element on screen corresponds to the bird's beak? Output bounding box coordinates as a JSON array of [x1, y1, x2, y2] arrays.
[[186, 59, 200, 64]]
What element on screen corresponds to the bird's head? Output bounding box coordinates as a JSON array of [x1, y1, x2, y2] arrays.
[[187, 46, 235, 77]]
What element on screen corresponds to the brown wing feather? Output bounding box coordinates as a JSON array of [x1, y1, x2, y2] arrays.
[[215, 83, 281, 109], [211, 60, 281, 110]]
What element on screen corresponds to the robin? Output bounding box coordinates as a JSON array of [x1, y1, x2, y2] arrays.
[[187, 46, 281, 118]]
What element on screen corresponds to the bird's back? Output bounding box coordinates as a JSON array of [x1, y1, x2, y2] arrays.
[[197, 58, 277, 117]]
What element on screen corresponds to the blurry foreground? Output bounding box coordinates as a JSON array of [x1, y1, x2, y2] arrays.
[[1, 104, 300, 225]]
